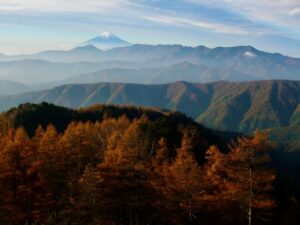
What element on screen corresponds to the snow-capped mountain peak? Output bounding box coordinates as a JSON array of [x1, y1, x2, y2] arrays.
[[101, 32, 114, 38], [80, 32, 130, 50]]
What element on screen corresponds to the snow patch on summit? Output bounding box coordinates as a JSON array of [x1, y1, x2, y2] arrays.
[[101, 32, 113, 38], [79, 32, 130, 50], [244, 51, 256, 58]]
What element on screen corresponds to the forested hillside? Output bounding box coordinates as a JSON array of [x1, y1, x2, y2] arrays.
[[0, 103, 298, 225], [2, 80, 300, 134]]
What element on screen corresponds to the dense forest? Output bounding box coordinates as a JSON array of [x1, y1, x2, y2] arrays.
[[0, 103, 298, 225]]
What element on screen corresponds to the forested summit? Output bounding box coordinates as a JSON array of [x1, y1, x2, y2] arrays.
[[0, 102, 198, 136], [0, 102, 232, 145]]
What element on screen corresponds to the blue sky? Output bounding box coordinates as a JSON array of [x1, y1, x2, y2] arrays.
[[0, 0, 300, 56]]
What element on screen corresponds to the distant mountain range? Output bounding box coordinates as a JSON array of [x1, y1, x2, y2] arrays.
[[32, 62, 255, 88], [61, 62, 257, 85], [0, 44, 300, 87], [0, 80, 32, 95], [2, 44, 299, 66], [1, 80, 300, 134], [0, 59, 144, 84]]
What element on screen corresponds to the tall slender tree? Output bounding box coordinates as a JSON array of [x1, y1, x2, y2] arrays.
[[163, 130, 207, 224], [225, 131, 276, 225]]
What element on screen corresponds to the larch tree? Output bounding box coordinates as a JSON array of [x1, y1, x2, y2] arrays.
[[0, 128, 52, 224], [225, 131, 276, 225], [35, 124, 66, 220], [165, 130, 206, 224], [97, 116, 159, 225], [152, 137, 170, 175], [97, 115, 131, 152], [119, 116, 151, 163], [75, 164, 106, 224], [205, 145, 238, 224]]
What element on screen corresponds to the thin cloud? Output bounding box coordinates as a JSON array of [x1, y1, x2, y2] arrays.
[[144, 15, 250, 35], [0, 0, 123, 12], [290, 8, 300, 16], [188, 0, 300, 29]]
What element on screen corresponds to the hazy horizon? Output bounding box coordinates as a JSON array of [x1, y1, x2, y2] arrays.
[[0, 0, 300, 57]]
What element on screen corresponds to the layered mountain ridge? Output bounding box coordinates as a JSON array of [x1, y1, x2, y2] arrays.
[[1, 80, 300, 134], [1, 44, 300, 86]]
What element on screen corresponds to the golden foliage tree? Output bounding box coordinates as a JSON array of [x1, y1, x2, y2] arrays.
[[0, 128, 52, 224], [225, 131, 276, 225], [161, 130, 208, 224]]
